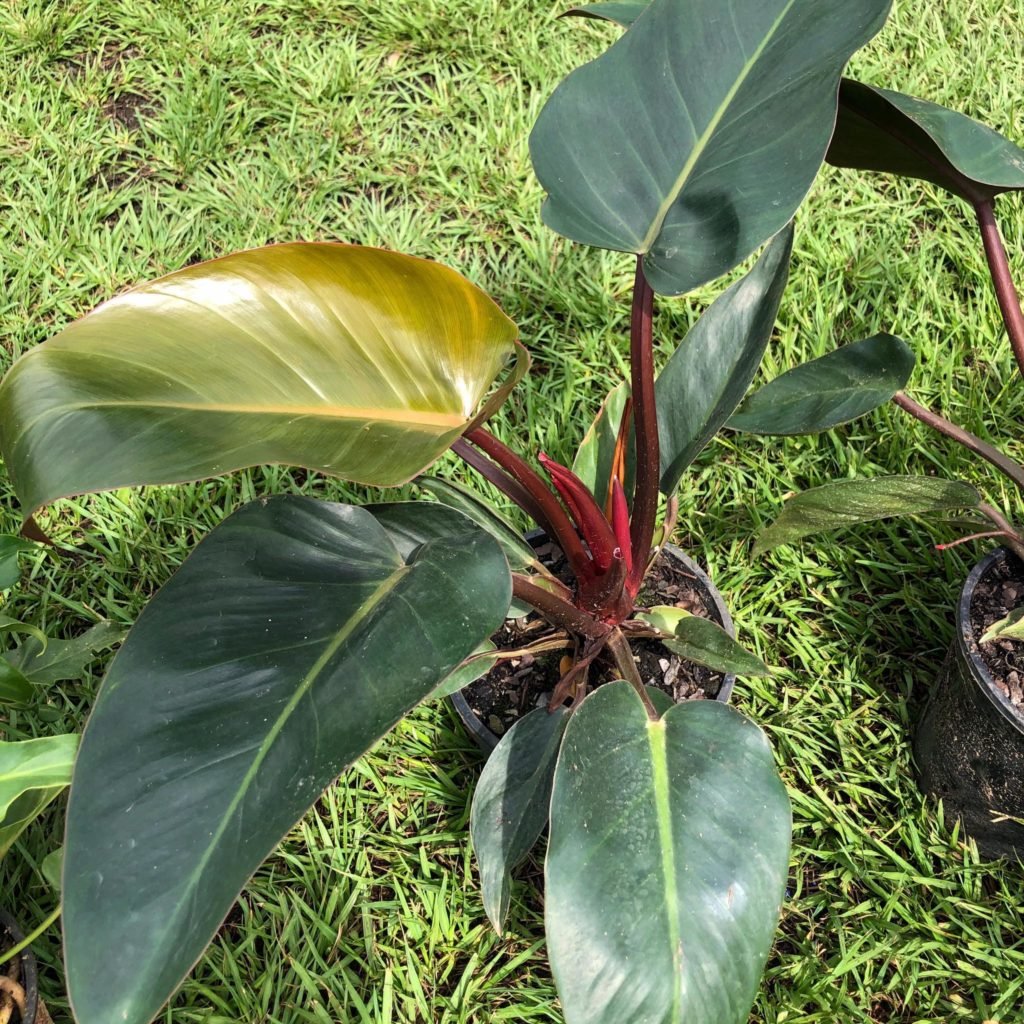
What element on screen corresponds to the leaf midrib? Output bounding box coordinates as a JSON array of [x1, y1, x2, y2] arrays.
[[639, 0, 799, 253]]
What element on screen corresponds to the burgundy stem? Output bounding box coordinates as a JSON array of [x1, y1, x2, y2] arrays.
[[512, 574, 609, 639], [628, 256, 659, 594], [975, 199, 1024, 381], [451, 438, 557, 540], [892, 391, 1024, 494], [467, 428, 592, 578]]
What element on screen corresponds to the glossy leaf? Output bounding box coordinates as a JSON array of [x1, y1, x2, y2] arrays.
[[0, 734, 77, 858], [63, 495, 510, 1024], [471, 705, 570, 933], [728, 333, 914, 435], [531, 0, 890, 295], [829, 80, 1024, 202], [5, 621, 126, 686], [639, 606, 771, 676], [981, 608, 1024, 644], [546, 682, 791, 1024], [563, 2, 645, 26], [657, 225, 793, 494], [755, 476, 981, 553], [0, 536, 36, 590], [416, 476, 537, 571], [571, 382, 633, 505], [0, 244, 522, 515]]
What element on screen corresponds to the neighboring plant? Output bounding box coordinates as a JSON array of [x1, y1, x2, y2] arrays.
[[0, 1, 916, 1022], [740, 81, 1024, 641]]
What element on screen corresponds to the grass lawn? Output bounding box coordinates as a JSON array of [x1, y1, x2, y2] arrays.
[[3, 0, 1024, 1021]]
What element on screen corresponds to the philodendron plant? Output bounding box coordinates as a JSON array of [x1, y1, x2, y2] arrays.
[[0, 1, 907, 1022]]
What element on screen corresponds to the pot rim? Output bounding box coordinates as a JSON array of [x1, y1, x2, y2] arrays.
[[956, 546, 1024, 737], [0, 906, 39, 1024], [450, 540, 737, 751]]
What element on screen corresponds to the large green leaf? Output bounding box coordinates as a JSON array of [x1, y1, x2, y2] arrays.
[[755, 476, 981, 553], [0, 244, 523, 515], [63, 495, 510, 1024], [828, 80, 1024, 202], [0, 734, 77, 858], [657, 225, 793, 494], [638, 607, 770, 676], [531, 0, 890, 295], [546, 682, 791, 1024], [728, 333, 914, 435], [471, 705, 570, 934]]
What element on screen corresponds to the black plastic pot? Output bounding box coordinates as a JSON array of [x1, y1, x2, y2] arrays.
[[915, 547, 1024, 859], [451, 542, 737, 752], [0, 908, 39, 1024]]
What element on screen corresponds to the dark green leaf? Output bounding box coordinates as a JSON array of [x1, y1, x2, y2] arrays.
[[546, 682, 791, 1024], [0, 734, 77, 857], [0, 657, 34, 705], [471, 705, 570, 933], [531, 0, 890, 295], [639, 606, 771, 676], [5, 621, 126, 685], [0, 245, 523, 515], [563, 2, 645, 26], [728, 333, 914, 435], [0, 535, 36, 591], [63, 495, 510, 1024], [657, 226, 793, 494], [829, 79, 1024, 202], [571, 381, 633, 504], [755, 476, 981, 553], [416, 477, 537, 571]]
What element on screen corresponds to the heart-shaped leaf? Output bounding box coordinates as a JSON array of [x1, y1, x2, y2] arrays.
[[638, 606, 770, 676], [728, 333, 914, 435], [755, 476, 981, 553], [471, 705, 570, 934], [546, 682, 791, 1024], [532, 0, 891, 294], [657, 225, 793, 494], [0, 245, 523, 515], [828, 80, 1024, 202], [0, 734, 77, 858], [63, 495, 510, 1024]]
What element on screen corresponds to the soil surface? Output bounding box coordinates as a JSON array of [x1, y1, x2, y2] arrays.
[[462, 542, 726, 738], [969, 553, 1024, 713]]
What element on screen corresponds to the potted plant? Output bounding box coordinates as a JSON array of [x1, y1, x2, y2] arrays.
[[0, 0, 899, 1021], [740, 80, 1024, 857]]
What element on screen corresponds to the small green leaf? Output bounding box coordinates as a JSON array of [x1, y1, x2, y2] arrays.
[[829, 80, 1024, 202], [0, 536, 37, 591], [416, 477, 537, 571], [5, 621, 126, 685], [471, 705, 570, 934], [755, 476, 981, 553], [729, 333, 914, 435], [0, 734, 78, 858], [42, 846, 64, 891], [0, 657, 34, 705], [981, 608, 1024, 644], [546, 682, 791, 1024], [431, 641, 499, 700], [657, 225, 793, 494], [639, 606, 771, 676], [571, 381, 633, 505]]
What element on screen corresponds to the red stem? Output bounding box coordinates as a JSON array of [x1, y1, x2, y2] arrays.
[[628, 257, 658, 593], [467, 429, 592, 579], [975, 199, 1024, 381], [511, 574, 609, 639]]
